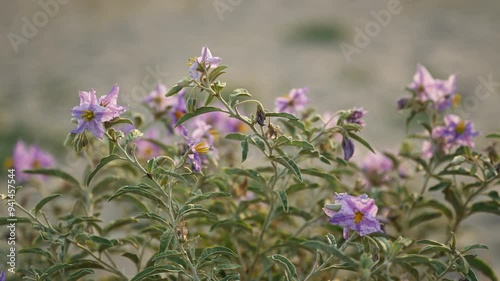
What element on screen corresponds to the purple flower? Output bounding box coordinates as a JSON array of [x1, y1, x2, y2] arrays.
[[71, 89, 119, 138], [204, 111, 247, 136], [190, 46, 222, 79], [181, 126, 210, 172], [323, 193, 382, 237], [98, 84, 127, 118], [135, 129, 163, 160], [360, 152, 394, 187], [274, 87, 309, 114], [168, 89, 187, 128], [0, 267, 5, 281], [143, 83, 175, 113], [432, 114, 479, 148], [342, 136, 355, 161], [407, 64, 457, 111], [13, 140, 54, 182], [345, 107, 367, 127]]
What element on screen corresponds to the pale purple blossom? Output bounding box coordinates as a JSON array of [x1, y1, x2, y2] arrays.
[[13, 140, 54, 182], [407, 64, 457, 111], [360, 152, 394, 187], [143, 83, 175, 113], [168, 89, 187, 128], [181, 126, 211, 172], [98, 84, 127, 118], [274, 87, 309, 114], [190, 46, 222, 79], [135, 129, 163, 160], [323, 193, 382, 237], [71, 88, 121, 138]]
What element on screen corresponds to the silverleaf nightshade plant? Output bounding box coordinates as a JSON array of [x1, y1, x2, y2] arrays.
[[3, 49, 499, 281]]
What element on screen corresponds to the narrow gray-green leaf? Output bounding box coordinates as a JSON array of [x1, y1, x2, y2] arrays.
[[86, 154, 126, 186], [175, 106, 223, 127], [34, 194, 62, 214]]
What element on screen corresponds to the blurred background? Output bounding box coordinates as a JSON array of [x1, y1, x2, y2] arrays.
[[1, 0, 499, 275]]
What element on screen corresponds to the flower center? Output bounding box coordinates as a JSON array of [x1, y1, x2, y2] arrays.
[[32, 160, 41, 169], [194, 142, 209, 154], [452, 94, 462, 107], [174, 110, 185, 121], [417, 85, 425, 93], [81, 110, 95, 121], [354, 211, 364, 224], [456, 120, 466, 134]]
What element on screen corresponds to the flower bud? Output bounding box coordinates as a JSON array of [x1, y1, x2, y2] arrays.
[[256, 105, 266, 126]]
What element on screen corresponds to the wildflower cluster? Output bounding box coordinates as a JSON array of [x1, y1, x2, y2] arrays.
[[3, 49, 499, 281]]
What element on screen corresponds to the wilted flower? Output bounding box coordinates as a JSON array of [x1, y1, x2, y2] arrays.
[[342, 136, 355, 161], [71, 88, 124, 138], [256, 105, 266, 126], [323, 193, 382, 237], [360, 152, 394, 187], [345, 107, 367, 127], [13, 140, 54, 182], [189, 46, 222, 79], [143, 83, 175, 113], [274, 87, 309, 114]]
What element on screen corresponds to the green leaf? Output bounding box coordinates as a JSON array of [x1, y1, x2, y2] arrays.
[[289, 140, 314, 150], [126, 129, 143, 144], [241, 136, 249, 162], [210, 219, 252, 233], [89, 234, 114, 247], [272, 155, 302, 181], [122, 252, 140, 265], [177, 204, 210, 218], [131, 265, 183, 281], [34, 194, 62, 214], [0, 217, 31, 225], [409, 212, 442, 228], [214, 263, 241, 271], [419, 199, 453, 219], [108, 185, 166, 207], [105, 117, 134, 127], [209, 65, 229, 82], [199, 246, 238, 262], [275, 190, 289, 213], [86, 154, 126, 186], [159, 229, 175, 253], [185, 191, 231, 204], [428, 181, 451, 192], [225, 132, 247, 141], [135, 212, 169, 225], [19, 247, 52, 259], [394, 254, 431, 264], [348, 132, 375, 153], [249, 136, 266, 152], [103, 217, 139, 234], [153, 167, 189, 185], [175, 106, 223, 127], [465, 256, 498, 281], [66, 269, 95, 281], [418, 245, 452, 255], [228, 88, 251, 107], [301, 240, 356, 265], [24, 168, 80, 188], [471, 201, 500, 215], [166, 84, 184, 97], [300, 168, 338, 184], [225, 168, 266, 184], [265, 112, 299, 120], [486, 133, 500, 139], [152, 250, 183, 262], [463, 244, 489, 252], [269, 254, 299, 281]]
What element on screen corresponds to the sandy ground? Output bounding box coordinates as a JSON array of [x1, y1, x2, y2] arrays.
[[1, 0, 499, 277]]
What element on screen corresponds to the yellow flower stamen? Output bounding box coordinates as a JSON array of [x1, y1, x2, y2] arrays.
[[456, 120, 466, 134], [174, 110, 184, 121], [452, 94, 462, 107], [81, 110, 95, 121], [354, 211, 364, 224], [3, 157, 13, 169], [32, 160, 41, 169], [194, 142, 209, 154]]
